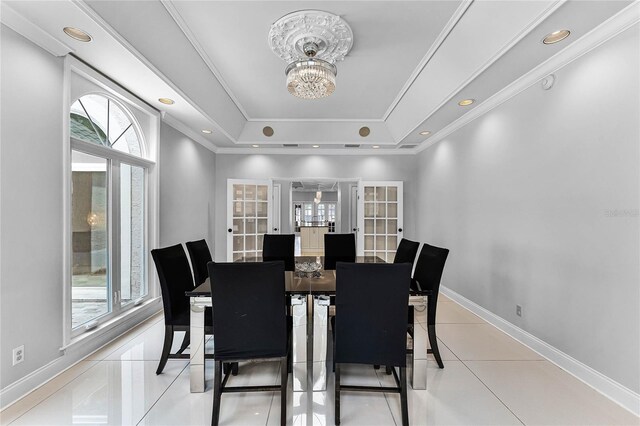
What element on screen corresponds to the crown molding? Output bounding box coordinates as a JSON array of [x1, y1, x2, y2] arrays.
[[246, 118, 386, 123], [416, 1, 640, 153], [416, 1, 640, 155], [162, 113, 219, 153], [216, 147, 415, 156], [0, 2, 73, 57], [160, 0, 250, 121], [72, 0, 238, 145], [382, 0, 473, 121], [398, 0, 567, 144]]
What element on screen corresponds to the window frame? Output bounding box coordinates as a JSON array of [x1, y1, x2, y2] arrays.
[[63, 58, 160, 346]]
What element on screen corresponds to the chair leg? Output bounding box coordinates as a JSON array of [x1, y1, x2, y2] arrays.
[[428, 324, 444, 368], [335, 363, 341, 425], [400, 367, 409, 426], [178, 330, 190, 354], [156, 325, 173, 375], [280, 356, 288, 426], [373, 364, 380, 370], [231, 362, 239, 376], [212, 360, 222, 426], [385, 365, 393, 375]]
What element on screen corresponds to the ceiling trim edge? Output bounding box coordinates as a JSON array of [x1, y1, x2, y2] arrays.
[[162, 113, 219, 153], [398, 0, 568, 144], [73, 0, 239, 145], [381, 0, 473, 121], [160, 0, 251, 121], [415, 1, 640, 155], [216, 147, 415, 156], [1, 2, 73, 57]]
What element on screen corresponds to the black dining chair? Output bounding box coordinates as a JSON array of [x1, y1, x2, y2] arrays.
[[411, 242, 450, 369], [333, 262, 412, 426], [393, 238, 420, 265], [324, 233, 356, 270], [207, 261, 289, 426], [185, 239, 213, 286], [151, 244, 213, 374], [262, 234, 295, 271]]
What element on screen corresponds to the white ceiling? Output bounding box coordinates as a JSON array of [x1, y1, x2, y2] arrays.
[[1, 0, 634, 153]]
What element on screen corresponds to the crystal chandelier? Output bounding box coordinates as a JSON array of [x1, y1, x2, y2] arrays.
[[285, 42, 337, 99], [269, 10, 353, 100]]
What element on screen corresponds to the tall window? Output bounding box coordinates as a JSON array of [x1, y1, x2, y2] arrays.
[[70, 94, 149, 331]]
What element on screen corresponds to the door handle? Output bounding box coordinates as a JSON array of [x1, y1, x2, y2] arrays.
[[352, 228, 357, 232], [228, 228, 232, 233], [398, 228, 403, 232], [273, 228, 278, 231]]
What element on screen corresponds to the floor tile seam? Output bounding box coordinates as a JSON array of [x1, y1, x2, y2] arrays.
[[263, 364, 279, 425], [459, 359, 526, 426], [7, 360, 103, 425], [136, 361, 190, 426], [433, 338, 462, 362], [374, 368, 400, 426]]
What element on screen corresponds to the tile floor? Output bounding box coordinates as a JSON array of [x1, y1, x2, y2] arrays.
[[1, 295, 638, 426]]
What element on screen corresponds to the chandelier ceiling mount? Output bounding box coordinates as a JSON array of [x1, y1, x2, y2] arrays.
[[269, 10, 353, 100]]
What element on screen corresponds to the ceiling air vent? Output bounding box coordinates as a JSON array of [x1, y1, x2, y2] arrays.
[[282, 144, 299, 147], [345, 144, 360, 148], [400, 145, 417, 149]]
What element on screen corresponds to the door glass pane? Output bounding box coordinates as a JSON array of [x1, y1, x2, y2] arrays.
[[375, 236, 386, 251], [257, 202, 268, 217], [387, 186, 398, 201], [257, 219, 268, 234], [364, 236, 374, 250], [376, 203, 386, 217], [364, 186, 375, 202], [388, 219, 397, 233], [71, 151, 110, 328], [256, 185, 268, 201], [120, 164, 146, 306], [245, 185, 256, 200], [233, 219, 244, 234], [245, 201, 256, 216], [364, 203, 375, 218], [233, 184, 244, 200], [387, 203, 397, 218], [233, 201, 243, 217], [364, 219, 374, 234], [375, 187, 386, 202], [245, 218, 256, 234], [375, 219, 386, 234], [233, 236, 244, 251]]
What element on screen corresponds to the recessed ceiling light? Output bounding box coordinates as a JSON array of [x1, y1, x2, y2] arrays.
[[458, 99, 475, 106], [359, 127, 370, 137], [419, 131, 431, 136], [372, 145, 380, 149], [158, 98, 175, 105], [252, 144, 259, 148], [63, 27, 92, 42], [312, 145, 320, 148], [263, 126, 274, 137], [543, 30, 570, 45], [201, 129, 212, 134]]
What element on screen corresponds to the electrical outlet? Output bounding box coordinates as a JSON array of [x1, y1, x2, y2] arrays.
[[516, 305, 522, 317], [13, 345, 24, 366]]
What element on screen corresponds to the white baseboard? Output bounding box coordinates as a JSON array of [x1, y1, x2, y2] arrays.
[[0, 301, 162, 411], [440, 286, 640, 417]]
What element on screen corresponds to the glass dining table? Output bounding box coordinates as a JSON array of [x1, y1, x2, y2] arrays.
[[185, 256, 428, 393]]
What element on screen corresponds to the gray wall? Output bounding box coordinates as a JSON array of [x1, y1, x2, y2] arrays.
[[0, 25, 65, 389], [158, 124, 215, 248], [415, 26, 639, 392], [214, 155, 418, 261]]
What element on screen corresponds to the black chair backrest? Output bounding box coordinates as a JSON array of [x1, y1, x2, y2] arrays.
[[413, 243, 449, 294], [334, 262, 412, 367], [324, 233, 356, 270], [185, 239, 212, 285], [151, 244, 194, 324], [393, 238, 420, 265], [262, 234, 295, 271], [207, 261, 287, 361]]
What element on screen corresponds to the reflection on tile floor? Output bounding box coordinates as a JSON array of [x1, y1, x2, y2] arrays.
[[3, 301, 638, 425]]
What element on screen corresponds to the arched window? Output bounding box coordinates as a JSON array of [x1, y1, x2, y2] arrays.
[[70, 94, 143, 156], [69, 93, 152, 332]]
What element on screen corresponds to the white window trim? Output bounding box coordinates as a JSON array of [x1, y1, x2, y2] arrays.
[[62, 57, 160, 347]]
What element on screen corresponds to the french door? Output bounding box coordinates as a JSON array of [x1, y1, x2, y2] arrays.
[[357, 181, 403, 262], [227, 179, 272, 261]]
